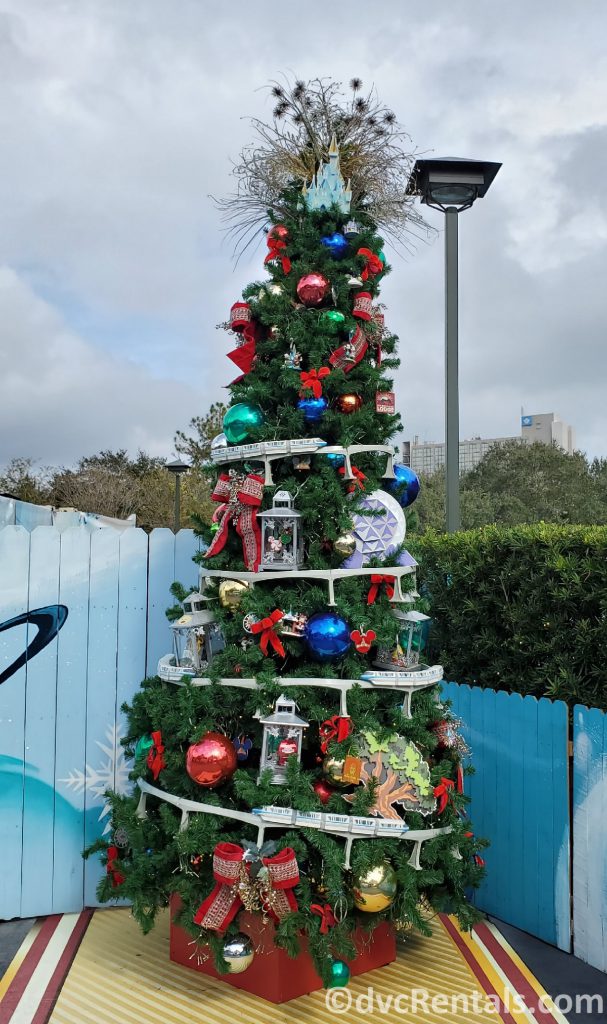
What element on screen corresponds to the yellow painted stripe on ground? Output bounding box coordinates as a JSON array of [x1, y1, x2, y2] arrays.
[[482, 921, 571, 1024], [49, 908, 507, 1024], [450, 920, 535, 1023], [0, 921, 42, 1002]]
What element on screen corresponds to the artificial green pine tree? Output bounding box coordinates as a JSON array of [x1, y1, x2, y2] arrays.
[[88, 78, 485, 988]]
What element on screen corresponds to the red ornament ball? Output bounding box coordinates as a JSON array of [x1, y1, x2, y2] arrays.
[[337, 393, 363, 415], [297, 272, 330, 306], [268, 223, 289, 243], [186, 732, 238, 788], [313, 778, 336, 805]]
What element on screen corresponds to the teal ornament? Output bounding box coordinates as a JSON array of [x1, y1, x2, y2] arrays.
[[321, 232, 349, 259], [305, 612, 352, 661], [223, 403, 264, 445], [135, 735, 154, 759], [378, 251, 386, 264], [328, 959, 350, 988], [388, 464, 420, 508], [323, 452, 345, 467], [298, 396, 328, 424]]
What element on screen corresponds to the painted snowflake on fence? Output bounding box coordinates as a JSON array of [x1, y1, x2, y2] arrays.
[[59, 723, 131, 834]]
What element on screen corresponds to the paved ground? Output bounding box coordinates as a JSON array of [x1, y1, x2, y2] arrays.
[[0, 920, 34, 978], [492, 918, 607, 1023]]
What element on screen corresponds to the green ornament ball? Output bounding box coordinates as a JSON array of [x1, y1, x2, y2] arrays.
[[320, 310, 346, 331], [223, 403, 264, 445], [378, 251, 386, 264], [135, 735, 154, 759], [328, 959, 350, 988]]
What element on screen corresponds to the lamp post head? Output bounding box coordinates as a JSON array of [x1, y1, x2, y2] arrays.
[[166, 458, 190, 476], [406, 157, 501, 212]]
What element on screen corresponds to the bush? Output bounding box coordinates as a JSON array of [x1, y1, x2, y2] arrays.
[[410, 524, 607, 709]]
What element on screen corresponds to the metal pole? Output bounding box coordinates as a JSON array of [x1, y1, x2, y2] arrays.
[[174, 473, 181, 533], [444, 206, 460, 532]]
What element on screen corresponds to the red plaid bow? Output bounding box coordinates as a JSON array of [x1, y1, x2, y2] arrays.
[[319, 714, 352, 754], [350, 628, 376, 653], [433, 777, 456, 814], [357, 247, 383, 281], [311, 903, 337, 934], [147, 730, 165, 780], [338, 465, 366, 493], [250, 609, 285, 658], [193, 842, 299, 932], [329, 326, 368, 372], [300, 366, 330, 399], [367, 574, 396, 604], [205, 472, 264, 572], [106, 846, 125, 888], [264, 237, 291, 274]]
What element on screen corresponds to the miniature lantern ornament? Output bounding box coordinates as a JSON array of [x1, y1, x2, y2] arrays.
[[259, 694, 309, 784], [373, 609, 431, 672], [258, 490, 304, 571], [157, 593, 225, 682]]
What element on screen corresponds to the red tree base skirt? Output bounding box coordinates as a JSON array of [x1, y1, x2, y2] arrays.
[[169, 896, 397, 1004]]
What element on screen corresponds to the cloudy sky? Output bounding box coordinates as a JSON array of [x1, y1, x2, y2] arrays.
[[1, 0, 606, 467]]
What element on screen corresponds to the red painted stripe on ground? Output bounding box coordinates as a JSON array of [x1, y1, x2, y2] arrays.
[[0, 916, 62, 1024], [473, 922, 561, 1023], [440, 914, 518, 1024], [30, 911, 93, 1024]]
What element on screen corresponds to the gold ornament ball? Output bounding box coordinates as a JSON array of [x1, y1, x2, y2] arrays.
[[353, 861, 398, 913], [322, 754, 352, 789], [218, 579, 250, 610], [333, 532, 357, 558]]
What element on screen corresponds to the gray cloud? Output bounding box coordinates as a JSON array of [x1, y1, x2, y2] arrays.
[[0, 0, 606, 464]]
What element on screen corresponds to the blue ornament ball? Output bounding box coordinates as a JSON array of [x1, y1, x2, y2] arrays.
[[323, 452, 345, 467], [298, 396, 328, 424], [388, 463, 421, 508], [320, 232, 349, 259], [328, 959, 350, 988], [305, 612, 352, 661], [223, 403, 264, 445]]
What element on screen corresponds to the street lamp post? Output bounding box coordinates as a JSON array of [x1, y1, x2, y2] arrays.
[[406, 157, 501, 532], [166, 459, 190, 532]]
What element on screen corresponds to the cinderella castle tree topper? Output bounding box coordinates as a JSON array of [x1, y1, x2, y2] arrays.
[[301, 133, 352, 214]]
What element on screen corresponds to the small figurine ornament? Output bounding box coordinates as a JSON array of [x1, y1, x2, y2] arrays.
[[284, 343, 302, 370], [232, 734, 253, 762]]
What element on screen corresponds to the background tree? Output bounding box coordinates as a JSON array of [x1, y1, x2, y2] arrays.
[[174, 403, 227, 467]]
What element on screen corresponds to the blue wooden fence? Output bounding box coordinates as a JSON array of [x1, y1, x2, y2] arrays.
[[0, 525, 200, 919], [441, 682, 571, 951], [572, 704, 607, 972]]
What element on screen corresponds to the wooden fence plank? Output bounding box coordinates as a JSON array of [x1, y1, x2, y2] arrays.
[[0, 527, 30, 919], [20, 527, 61, 917], [145, 529, 176, 678], [573, 704, 607, 971], [83, 530, 120, 907], [52, 528, 92, 913], [174, 528, 201, 594]]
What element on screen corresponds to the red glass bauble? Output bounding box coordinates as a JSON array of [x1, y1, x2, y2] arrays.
[[186, 732, 238, 788], [313, 778, 336, 805], [268, 223, 289, 242], [296, 272, 330, 307], [337, 393, 363, 415]]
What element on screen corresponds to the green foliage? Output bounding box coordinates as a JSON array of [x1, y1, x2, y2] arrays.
[[412, 523, 607, 708]]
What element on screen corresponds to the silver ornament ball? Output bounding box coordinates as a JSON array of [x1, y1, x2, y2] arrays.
[[222, 932, 255, 973]]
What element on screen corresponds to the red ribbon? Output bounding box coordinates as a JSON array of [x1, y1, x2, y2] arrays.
[[250, 609, 285, 658], [367, 574, 396, 604], [433, 777, 456, 814], [264, 238, 291, 274], [300, 366, 330, 399], [147, 730, 165, 780], [338, 465, 366, 493], [106, 846, 125, 888], [319, 715, 352, 754], [350, 628, 376, 653], [329, 326, 368, 372], [311, 903, 337, 934], [193, 842, 299, 932], [357, 247, 383, 281], [465, 831, 486, 868], [205, 472, 264, 572]]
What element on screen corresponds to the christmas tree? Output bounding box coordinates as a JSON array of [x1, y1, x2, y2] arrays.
[[88, 78, 485, 993]]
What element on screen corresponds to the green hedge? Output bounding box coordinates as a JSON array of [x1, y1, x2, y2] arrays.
[[410, 524, 607, 709]]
